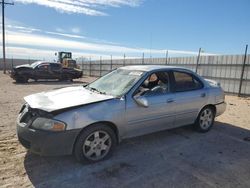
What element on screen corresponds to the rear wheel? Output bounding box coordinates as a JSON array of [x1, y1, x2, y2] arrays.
[[194, 107, 215, 133], [74, 124, 117, 164], [60, 75, 72, 82]]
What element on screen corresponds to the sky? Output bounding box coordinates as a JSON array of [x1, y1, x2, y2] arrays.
[[1, 0, 250, 60]]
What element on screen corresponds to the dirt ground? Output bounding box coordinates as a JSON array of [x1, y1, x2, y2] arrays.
[[0, 73, 250, 188]]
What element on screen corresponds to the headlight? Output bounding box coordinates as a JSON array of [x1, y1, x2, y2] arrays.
[[31, 118, 66, 132]]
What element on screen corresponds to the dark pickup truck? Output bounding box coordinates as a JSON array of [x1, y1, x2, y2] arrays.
[[10, 61, 83, 83]]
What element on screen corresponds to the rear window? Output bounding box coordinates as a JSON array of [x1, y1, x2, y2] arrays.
[[50, 63, 61, 70]]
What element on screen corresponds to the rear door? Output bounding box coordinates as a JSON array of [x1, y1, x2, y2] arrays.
[[49, 63, 62, 79], [171, 70, 208, 126]]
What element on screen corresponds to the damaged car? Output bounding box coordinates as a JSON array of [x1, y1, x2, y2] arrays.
[[10, 61, 82, 83], [16, 65, 226, 163]]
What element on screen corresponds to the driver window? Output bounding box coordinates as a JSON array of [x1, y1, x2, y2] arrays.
[[134, 71, 170, 97], [37, 64, 49, 71]]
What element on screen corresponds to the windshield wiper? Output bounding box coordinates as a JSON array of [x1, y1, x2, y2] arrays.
[[88, 87, 106, 95], [82, 83, 88, 87]]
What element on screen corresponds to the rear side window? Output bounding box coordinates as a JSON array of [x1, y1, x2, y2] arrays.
[[173, 71, 203, 92], [50, 63, 61, 70]]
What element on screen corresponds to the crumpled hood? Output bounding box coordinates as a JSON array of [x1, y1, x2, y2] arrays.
[[24, 86, 114, 112]]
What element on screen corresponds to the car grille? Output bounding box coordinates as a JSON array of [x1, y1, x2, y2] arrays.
[[20, 111, 34, 124], [19, 105, 39, 125], [19, 104, 52, 126]]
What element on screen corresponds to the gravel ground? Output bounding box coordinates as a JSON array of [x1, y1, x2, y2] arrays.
[[0, 73, 250, 188]]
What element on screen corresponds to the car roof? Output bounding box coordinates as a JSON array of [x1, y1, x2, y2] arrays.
[[119, 65, 194, 72], [120, 65, 208, 87], [34, 61, 60, 65]]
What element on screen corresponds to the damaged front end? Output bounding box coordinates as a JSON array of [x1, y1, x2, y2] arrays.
[[16, 103, 79, 156]]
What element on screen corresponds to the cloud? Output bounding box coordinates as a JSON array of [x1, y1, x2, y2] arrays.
[[71, 27, 81, 34], [6, 23, 87, 39], [3, 20, 216, 59], [6, 24, 41, 32], [55, 27, 65, 33], [15, 0, 142, 16], [45, 31, 86, 39], [15, 0, 105, 16], [5, 31, 147, 53], [3, 30, 216, 60], [5, 22, 126, 46], [5, 46, 126, 60], [6, 46, 55, 59]]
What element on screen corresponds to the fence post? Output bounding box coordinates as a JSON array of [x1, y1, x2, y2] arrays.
[[11, 56, 13, 70], [110, 55, 112, 71], [165, 50, 168, 65], [81, 58, 83, 72], [123, 54, 125, 66], [100, 56, 102, 77], [142, 53, 144, 64], [89, 57, 92, 77], [238, 44, 248, 96], [195, 48, 201, 73]]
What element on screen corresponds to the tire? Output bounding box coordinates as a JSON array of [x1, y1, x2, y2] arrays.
[[60, 75, 72, 82], [59, 76, 67, 81], [68, 75, 73, 82], [16, 78, 22, 83], [194, 106, 215, 133], [74, 124, 117, 164], [16, 76, 28, 83]]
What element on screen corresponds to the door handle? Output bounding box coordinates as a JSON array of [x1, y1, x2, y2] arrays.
[[200, 93, 206, 98], [167, 99, 174, 103]]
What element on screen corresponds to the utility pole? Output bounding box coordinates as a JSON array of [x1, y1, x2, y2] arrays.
[[1, 0, 14, 74]]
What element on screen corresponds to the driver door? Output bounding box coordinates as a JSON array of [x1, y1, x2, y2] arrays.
[[125, 71, 176, 138], [34, 63, 50, 79]]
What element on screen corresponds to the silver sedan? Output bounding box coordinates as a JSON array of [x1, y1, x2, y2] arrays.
[[16, 66, 226, 163]]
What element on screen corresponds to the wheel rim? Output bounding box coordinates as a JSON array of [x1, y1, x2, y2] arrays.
[[82, 130, 112, 161], [199, 109, 213, 130]]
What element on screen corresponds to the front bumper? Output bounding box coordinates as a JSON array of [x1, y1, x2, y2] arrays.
[[10, 70, 16, 79], [215, 102, 226, 117], [17, 121, 81, 156]]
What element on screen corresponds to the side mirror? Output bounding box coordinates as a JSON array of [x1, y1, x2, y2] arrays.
[[133, 96, 148, 108]]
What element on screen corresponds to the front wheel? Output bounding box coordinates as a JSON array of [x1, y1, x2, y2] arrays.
[[16, 76, 28, 83], [194, 107, 215, 133], [74, 124, 117, 164]]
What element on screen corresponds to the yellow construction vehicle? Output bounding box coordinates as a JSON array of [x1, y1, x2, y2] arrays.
[[56, 51, 79, 68]]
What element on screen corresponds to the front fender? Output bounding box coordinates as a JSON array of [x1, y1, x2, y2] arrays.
[[53, 98, 126, 137]]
